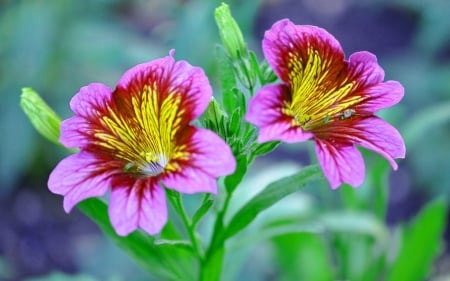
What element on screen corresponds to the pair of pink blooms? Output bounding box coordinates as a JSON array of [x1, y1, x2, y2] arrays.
[[49, 19, 405, 236]]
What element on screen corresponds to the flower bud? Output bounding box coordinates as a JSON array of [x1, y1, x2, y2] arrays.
[[204, 97, 228, 129], [20, 87, 61, 144], [214, 3, 247, 61]]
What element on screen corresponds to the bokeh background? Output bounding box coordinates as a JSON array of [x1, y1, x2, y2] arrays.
[[1, 0, 450, 280]]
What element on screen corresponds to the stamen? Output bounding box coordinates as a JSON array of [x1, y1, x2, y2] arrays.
[[141, 154, 168, 176], [123, 154, 168, 177]]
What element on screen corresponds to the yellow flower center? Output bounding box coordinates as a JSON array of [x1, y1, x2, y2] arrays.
[[284, 48, 364, 131], [93, 83, 190, 177]]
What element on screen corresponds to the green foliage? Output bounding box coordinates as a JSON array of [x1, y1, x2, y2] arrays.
[[225, 165, 323, 239], [78, 198, 196, 281], [224, 156, 248, 194], [386, 199, 447, 281], [192, 194, 214, 228], [200, 246, 225, 281], [272, 233, 334, 281]]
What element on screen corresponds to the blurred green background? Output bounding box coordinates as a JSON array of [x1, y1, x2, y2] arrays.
[[1, 0, 450, 280]]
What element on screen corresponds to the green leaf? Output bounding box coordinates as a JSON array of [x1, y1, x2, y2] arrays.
[[371, 161, 390, 220], [224, 155, 248, 194], [77, 198, 193, 281], [237, 87, 247, 112], [227, 107, 242, 136], [339, 184, 361, 210], [272, 233, 334, 281], [320, 211, 389, 280], [248, 51, 263, 87], [202, 97, 228, 137], [385, 199, 447, 281], [192, 194, 214, 228], [224, 165, 323, 239], [260, 59, 278, 84], [253, 141, 280, 157]]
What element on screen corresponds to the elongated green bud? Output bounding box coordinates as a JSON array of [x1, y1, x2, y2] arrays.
[[20, 87, 61, 145], [214, 3, 247, 61], [202, 97, 229, 138], [204, 97, 227, 124]]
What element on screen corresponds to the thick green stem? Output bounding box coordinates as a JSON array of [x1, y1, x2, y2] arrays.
[[200, 187, 233, 281], [200, 246, 225, 281]]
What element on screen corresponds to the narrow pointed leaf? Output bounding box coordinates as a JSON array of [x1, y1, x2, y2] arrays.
[[225, 165, 323, 239], [386, 199, 447, 281], [192, 195, 214, 228], [253, 141, 280, 157]]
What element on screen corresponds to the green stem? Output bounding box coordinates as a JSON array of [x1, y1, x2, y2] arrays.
[[168, 192, 204, 261], [200, 187, 233, 281], [211, 187, 233, 248]]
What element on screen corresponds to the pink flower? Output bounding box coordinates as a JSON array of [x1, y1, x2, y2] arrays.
[[48, 51, 236, 236], [246, 19, 405, 189]]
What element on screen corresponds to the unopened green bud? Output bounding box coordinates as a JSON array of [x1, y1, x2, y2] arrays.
[[214, 3, 247, 61], [20, 87, 61, 145], [203, 97, 228, 138], [260, 60, 278, 84], [204, 97, 227, 125]]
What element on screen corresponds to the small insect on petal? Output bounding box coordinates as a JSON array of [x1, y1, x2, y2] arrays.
[[337, 109, 356, 120]]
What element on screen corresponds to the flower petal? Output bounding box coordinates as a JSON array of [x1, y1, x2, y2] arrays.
[[316, 116, 405, 169], [48, 151, 118, 212], [356, 80, 404, 113], [115, 51, 212, 121], [162, 167, 218, 194], [59, 116, 91, 148], [263, 19, 343, 83], [315, 140, 365, 189], [349, 117, 405, 169], [348, 51, 384, 86], [69, 83, 113, 118], [347, 52, 404, 113], [59, 83, 113, 149], [162, 128, 235, 194], [246, 84, 313, 143], [109, 178, 167, 236], [189, 128, 236, 176]]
